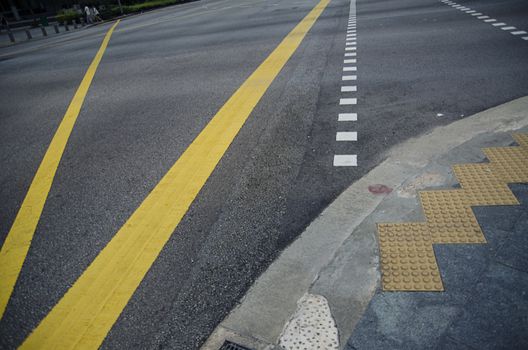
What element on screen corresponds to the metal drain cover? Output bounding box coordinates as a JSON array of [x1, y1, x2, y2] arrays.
[[219, 341, 254, 350]]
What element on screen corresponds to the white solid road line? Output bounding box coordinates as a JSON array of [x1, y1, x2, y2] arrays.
[[338, 113, 357, 121], [341, 86, 357, 92], [336, 132, 358, 141], [333, 155, 357, 166], [339, 98, 357, 105]]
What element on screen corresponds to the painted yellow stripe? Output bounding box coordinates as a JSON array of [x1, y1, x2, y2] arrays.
[[20, 1, 330, 348], [0, 21, 120, 320]]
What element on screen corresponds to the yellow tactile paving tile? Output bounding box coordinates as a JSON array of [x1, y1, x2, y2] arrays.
[[379, 223, 443, 291], [378, 133, 528, 292]]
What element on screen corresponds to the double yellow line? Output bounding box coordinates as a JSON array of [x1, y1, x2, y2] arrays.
[[2, 0, 331, 348]]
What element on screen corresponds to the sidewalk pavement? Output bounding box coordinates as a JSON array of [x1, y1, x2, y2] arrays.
[[203, 96, 528, 350]]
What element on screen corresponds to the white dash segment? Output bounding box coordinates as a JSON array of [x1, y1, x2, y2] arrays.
[[345, 47, 356, 51], [339, 98, 357, 105], [344, 59, 357, 63], [338, 113, 357, 121], [471, 13, 482, 16], [511, 30, 527, 35], [492, 22, 506, 26], [501, 26, 516, 30], [484, 19, 496, 22], [344, 52, 356, 56], [522, 36, 528, 40], [465, 10, 476, 13], [341, 85, 357, 92], [336, 132, 358, 141], [333, 155, 357, 167], [342, 75, 357, 80], [343, 66, 357, 71]]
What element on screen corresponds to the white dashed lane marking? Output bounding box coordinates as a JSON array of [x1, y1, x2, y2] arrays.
[[336, 132, 358, 141], [333, 155, 357, 166], [440, 0, 528, 42], [335, 0, 358, 167], [338, 113, 357, 121], [341, 86, 357, 92], [339, 98, 357, 105]]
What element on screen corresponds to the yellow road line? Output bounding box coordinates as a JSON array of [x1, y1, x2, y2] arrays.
[[20, 1, 330, 348], [0, 20, 120, 319]]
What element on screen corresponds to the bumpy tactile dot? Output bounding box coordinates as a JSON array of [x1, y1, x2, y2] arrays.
[[377, 134, 528, 292], [378, 223, 443, 291]]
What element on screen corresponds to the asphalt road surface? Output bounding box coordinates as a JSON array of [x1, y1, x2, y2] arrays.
[[0, 0, 527, 348]]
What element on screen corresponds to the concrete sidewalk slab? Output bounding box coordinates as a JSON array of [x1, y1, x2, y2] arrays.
[[202, 96, 528, 350], [346, 184, 528, 350]]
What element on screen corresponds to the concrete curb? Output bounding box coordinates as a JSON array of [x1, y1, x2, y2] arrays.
[[202, 96, 528, 350]]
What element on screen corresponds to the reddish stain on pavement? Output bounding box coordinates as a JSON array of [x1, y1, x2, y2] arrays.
[[368, 184, 393, 194]]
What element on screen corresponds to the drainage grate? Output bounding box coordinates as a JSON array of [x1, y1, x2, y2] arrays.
[[219, 341, 253, 350]]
